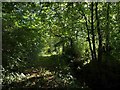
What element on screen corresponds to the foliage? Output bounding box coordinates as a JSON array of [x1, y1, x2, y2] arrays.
[[2, 2, 120, 89]]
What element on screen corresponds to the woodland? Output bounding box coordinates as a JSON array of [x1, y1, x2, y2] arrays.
[[2, 2, 120, 89]]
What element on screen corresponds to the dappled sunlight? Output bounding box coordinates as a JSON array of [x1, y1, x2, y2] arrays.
[[2, 2, 120, 89]]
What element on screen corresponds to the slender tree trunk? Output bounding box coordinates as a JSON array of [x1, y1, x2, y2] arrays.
[[84, 14, 93, 60], [91, 2, 97, 60], [81, 6, 94, 60], [117, 3, 120, 31], [106, 3, 110, 61], [87, 26, 94, 60], [95, 3, 102, 62]]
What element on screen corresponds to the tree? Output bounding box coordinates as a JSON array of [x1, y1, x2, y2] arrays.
[[95, 3, 102, 62], [91, 2, 97, 61], [105, 3, 110, 61]]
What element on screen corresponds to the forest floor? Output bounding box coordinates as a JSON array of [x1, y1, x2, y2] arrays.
[[2, 55, 91, 89]]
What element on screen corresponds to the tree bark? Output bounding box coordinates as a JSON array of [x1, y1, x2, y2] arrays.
[[81, 5, 94, 60], [95, 3, 102, 62], [117, 2, 120, 32], [91, 2, 97, 61], [106, 3, 110, 61]]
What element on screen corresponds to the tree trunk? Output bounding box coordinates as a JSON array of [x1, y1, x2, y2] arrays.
[[95, 3, 102, 62], [117, 2, 120, 32], [81, 5, 94, 60], [106, 3, 110, 61], [91, 2, 97, 61]]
